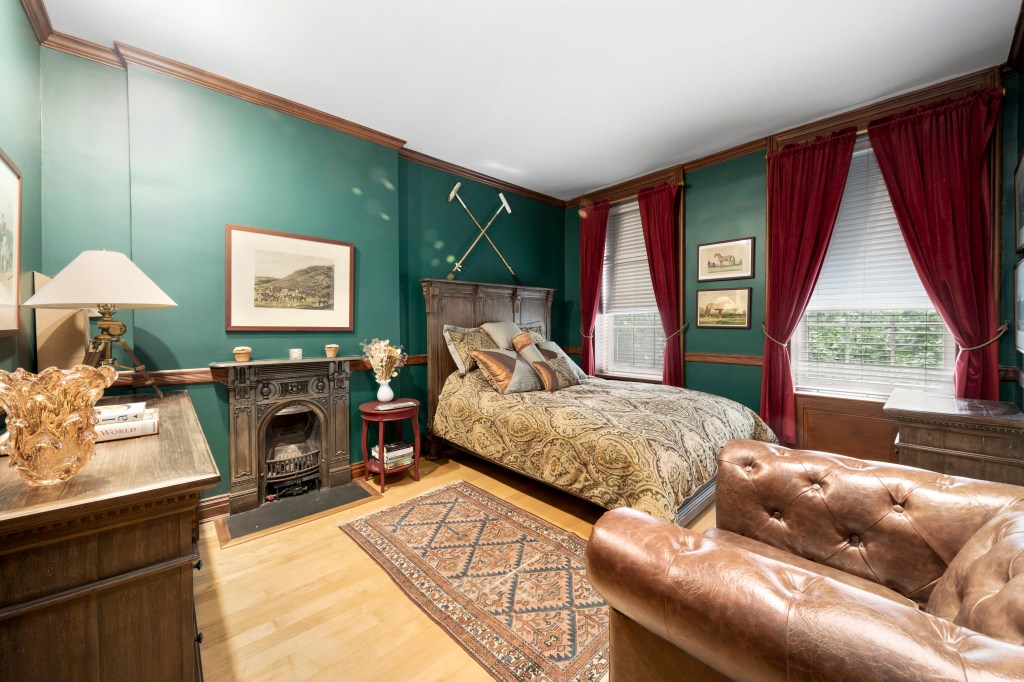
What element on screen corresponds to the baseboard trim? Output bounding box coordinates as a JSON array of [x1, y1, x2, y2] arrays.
[[197, 494, 229, 522]]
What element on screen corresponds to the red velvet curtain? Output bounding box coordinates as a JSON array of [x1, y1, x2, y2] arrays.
[[579, 201, 610, 375], [638, 183, 682, 386], [869, 88, 1003, 400], [761, 129, 856, 445]]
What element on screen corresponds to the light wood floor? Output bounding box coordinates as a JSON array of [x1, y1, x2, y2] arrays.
[[195, 453, 715, 681]]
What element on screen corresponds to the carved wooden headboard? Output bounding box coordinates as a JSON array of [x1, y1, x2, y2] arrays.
[[420, 278, 555, 430]]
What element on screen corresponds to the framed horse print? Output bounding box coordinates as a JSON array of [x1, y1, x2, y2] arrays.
[[697, 237, 754, 282]]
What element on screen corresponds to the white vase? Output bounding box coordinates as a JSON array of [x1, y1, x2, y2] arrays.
[[376, 379, 394, 403]]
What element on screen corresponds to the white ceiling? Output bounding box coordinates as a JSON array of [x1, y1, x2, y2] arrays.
[[44, 0, 1020, 200]]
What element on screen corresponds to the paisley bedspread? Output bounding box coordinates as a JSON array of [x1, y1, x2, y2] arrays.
[[432, 371, 777, 522]]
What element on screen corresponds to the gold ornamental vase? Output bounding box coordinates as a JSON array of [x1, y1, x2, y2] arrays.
[[0, 364, 118, 485]]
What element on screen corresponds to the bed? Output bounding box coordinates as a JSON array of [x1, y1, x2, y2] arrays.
[[421, 277, 777, 524]]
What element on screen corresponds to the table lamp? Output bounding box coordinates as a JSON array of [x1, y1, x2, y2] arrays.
[[24, 250, 177, 397]]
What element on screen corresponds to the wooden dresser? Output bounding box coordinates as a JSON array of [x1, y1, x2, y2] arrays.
[[883, 389, 1024, 485], [0, 392, 220, 681]]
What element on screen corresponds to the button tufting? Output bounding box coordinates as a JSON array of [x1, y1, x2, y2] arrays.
[[810, 483, 821, 491], [772, 512, 782, 520], [745, 465, 752, 472], [849, 534, 861, 545], [893, 504, 904, 513]]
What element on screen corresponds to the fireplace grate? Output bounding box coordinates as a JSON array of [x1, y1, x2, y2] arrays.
[[266, 442, 320, 482]]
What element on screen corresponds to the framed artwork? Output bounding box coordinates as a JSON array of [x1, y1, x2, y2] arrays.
[[1016, 259, 1024, 353], [697, 237, 754, 281], [226, 224, 354, 331], [696, 288, 751, 329], [1016, 152, 1024, 252], [0, 147, 21, 336]]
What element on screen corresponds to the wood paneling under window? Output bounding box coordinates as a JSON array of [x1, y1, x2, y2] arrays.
[[795, 393, 898, 463]]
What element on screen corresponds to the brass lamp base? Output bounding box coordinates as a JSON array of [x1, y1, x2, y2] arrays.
[[82, 304, 163, 399]]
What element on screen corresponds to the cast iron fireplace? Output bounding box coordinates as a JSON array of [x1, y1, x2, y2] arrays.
[[262, 403, 322, 501], [211, 358, 354, 514]]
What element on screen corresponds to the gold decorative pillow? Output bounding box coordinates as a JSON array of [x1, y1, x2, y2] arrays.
[[444, 325, 498, 375], [512, 331, 534, 353], [538, 341, 588, 382], [471, 349, 543, 394], [539, 348, 582, 389], [520, 321, 546, 343], [531, 361, 561, 392]]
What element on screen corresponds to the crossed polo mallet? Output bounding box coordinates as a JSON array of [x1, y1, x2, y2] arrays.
[[447, 182, 520, 284]]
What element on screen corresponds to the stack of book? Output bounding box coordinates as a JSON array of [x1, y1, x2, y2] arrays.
[[94, 401, 160, 443], [371, 440, 415, 469]]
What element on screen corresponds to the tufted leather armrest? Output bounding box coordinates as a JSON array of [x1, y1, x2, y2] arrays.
[[586, 508, 1024, 682], [716, 440, 1024, 603]]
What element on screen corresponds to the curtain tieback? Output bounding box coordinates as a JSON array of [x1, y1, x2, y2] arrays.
[[761, 323, 788, 348], [663, 323, 688, 347], [958, 321, 1009, 352], [580, 324, 594, 340]]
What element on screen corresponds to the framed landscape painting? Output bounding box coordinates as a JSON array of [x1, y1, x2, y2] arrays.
[[697, 237, 754, 281], [0, 147, 21, 336], [696, 288, 751, 329], [226, 224, 354, 331]]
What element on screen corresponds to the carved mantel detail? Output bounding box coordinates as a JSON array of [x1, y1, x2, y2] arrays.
[[210, 357, 357, 514]]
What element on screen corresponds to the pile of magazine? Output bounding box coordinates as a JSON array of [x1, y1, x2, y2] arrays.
[[370, 440, 415, 470], [94, 401, 160, 442]]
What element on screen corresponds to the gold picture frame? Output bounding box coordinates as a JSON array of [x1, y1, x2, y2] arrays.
[[225, 224, 354, 331], [696, 288, 751, 329], [0, 147, 21, 336]]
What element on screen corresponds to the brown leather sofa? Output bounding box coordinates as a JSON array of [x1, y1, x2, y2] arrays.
[[586, 440, 1024, 681]]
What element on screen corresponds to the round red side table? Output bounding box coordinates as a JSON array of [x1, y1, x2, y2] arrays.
[[359, 399, 421, 493]]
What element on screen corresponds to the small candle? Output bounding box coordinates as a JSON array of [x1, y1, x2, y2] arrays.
[[289, 348, 302, 360]]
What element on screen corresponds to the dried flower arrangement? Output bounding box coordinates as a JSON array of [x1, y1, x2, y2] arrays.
[[360, 339, 407, 382]]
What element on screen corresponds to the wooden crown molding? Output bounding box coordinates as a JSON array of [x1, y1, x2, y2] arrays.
[[44, 32, 123, 69], [682, 138, 767, 173], [114, 42, 406, 150], [19, 0, 51, 43], [769, 67, 1001, 149], [577, 166, 683, 207], [1009, 0, 1024, 75], [399, 148, 563, 206]]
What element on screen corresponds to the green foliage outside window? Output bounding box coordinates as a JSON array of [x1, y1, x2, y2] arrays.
[[803, 310, 945, 368]]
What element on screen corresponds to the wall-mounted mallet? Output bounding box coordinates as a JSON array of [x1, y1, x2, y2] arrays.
[[447, 182, 519, 284]]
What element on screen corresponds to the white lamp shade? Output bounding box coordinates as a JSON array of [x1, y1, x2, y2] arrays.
[[24, 250, 177, 309]]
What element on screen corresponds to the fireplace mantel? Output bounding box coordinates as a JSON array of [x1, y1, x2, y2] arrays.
[[211, 357, 358, 514]]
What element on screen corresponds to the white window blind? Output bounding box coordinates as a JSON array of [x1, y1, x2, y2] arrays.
[[597, 201, 664, 378], [792, 139, 956, 400]]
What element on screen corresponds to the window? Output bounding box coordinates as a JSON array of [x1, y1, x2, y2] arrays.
[[596, 201, 665, 378], [792, 137, 956, 400]]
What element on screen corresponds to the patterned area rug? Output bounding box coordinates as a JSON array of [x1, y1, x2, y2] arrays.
[[340, 482, 608, 681]]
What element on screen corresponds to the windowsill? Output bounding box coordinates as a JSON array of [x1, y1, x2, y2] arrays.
[[794, 389, 889, 404], [595, 372, 663, 385]]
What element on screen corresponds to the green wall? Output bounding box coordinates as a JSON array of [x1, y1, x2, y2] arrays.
[[0, 0, 42, 371], [396, 158, 566, 427], [683, 151, 767, 411], [36, 48, 565, 497]]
